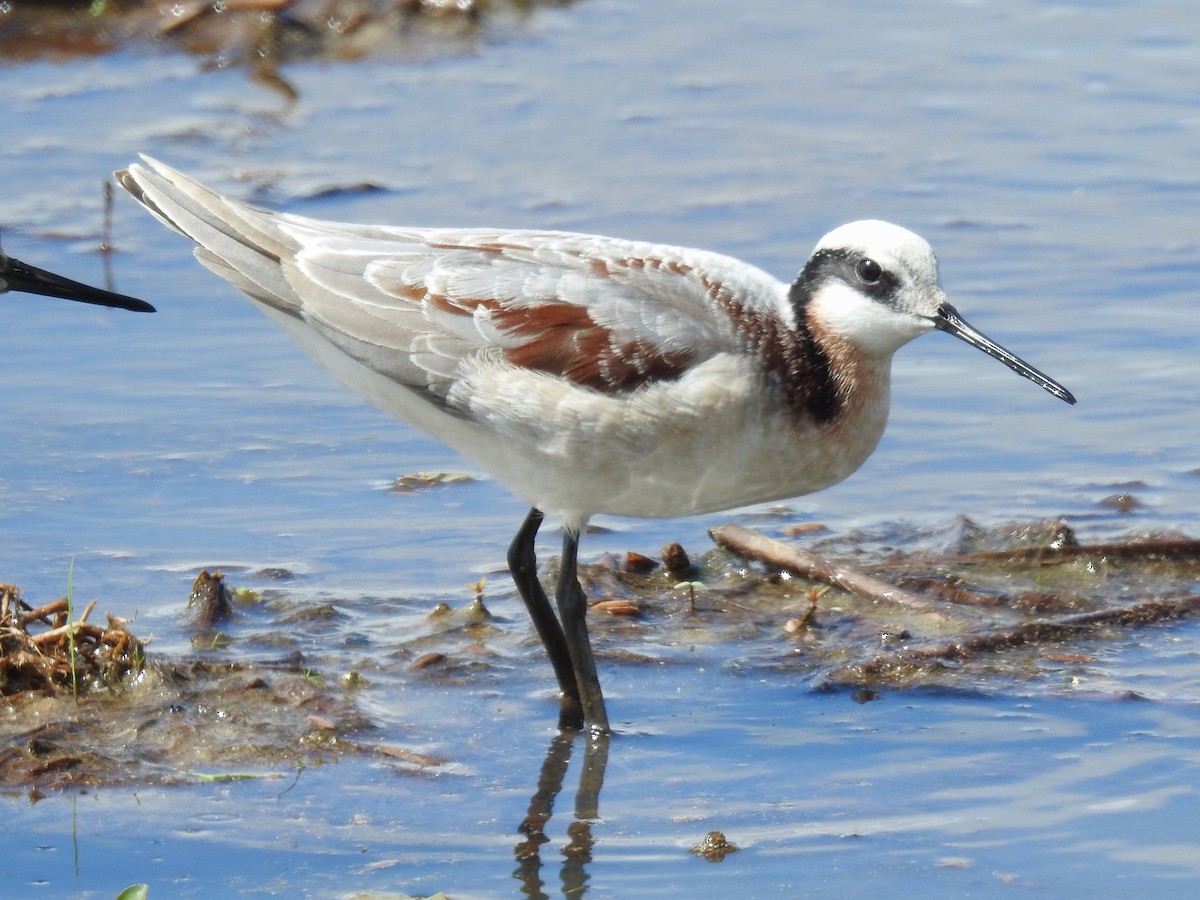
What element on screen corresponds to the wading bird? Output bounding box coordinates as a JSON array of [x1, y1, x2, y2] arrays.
[[118, 157, 1073, 733]]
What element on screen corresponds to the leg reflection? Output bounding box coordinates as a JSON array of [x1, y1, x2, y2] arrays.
[[514, 729, 611, 898]]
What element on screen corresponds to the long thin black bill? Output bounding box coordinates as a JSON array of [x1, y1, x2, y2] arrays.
[[0, 254, 154, 313], [934, 302, 1075, 405]]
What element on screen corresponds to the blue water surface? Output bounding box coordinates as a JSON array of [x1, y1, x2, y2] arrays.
[[2, 0, 1200, 895]]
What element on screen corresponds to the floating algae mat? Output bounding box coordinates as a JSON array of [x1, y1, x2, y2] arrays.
[[0, 573, 447, 793], [574, 516, 1200, 698], [706, 519, 1200, 693]]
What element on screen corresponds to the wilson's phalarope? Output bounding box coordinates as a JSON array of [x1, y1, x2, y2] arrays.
[[117, 157, 1074, 733], [0, 243, 154, 312]]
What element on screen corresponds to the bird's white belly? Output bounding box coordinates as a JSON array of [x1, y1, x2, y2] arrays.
[[450, 352, 892, 521], [261, 306, 892, 523]]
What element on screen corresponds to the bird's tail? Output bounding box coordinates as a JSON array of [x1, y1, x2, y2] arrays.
[[115, 156, 303, 316]]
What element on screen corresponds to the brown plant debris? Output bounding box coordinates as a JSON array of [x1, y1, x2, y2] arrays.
[[708, 521, 1200, 690], [1, 575, 453, 793], [0, 584, 145, 700], [0, 1, 580, 66]]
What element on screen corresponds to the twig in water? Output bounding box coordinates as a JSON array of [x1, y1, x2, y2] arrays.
[[709, 523, 945, 617]]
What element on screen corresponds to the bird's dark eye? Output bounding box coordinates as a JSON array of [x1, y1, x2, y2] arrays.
[[856, 258, 883, 284]]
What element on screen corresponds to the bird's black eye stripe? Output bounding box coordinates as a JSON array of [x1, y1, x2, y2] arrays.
[[856, 258, 883, 284], [789, 248, 900, 311]]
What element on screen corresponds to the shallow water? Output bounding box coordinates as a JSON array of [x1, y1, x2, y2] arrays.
[[10, 683, 1200, 897], [2, 0, 1200, 895]]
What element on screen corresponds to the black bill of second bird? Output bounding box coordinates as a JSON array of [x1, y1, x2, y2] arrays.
[[0, 244, 154, 312]]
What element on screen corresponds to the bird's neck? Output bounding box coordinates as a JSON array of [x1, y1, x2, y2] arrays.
[[732, 304, 858, 425]]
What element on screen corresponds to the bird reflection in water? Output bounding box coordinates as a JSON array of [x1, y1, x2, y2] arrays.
[[514, 729, 610, 898]]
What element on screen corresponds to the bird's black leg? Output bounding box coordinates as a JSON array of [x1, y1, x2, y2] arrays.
[[556, 526, 611, 734], [508, 507, 585, 730]]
